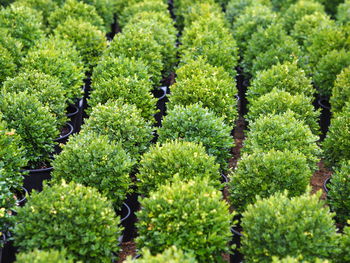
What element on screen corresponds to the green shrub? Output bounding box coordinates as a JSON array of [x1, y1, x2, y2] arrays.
[[80, 0, 115, 29], [314, 49, 350, 97], [125, 247, 197, 263], [106, 27, 164, 85], [327, 160, 350, 224], [272, 256, 330, 263], [52, 132, 133, 208], [54, 18, 107, 70], [322, 0, 345, 16], [82, 100, 153, 160], [338, 226, 350, 263], [22, 36, 85, 104], [89, 56, 156, 121], [281, 0, 325, 32], [158, 104, 233, 170], [241, 191, 338, 262], [13, 181, 122, 263], [0, 28, 23, 66], [229, 149, 311, 213], [337, 0, 350, 24], [246, 89, 320, 134], [16, 0, 58, 26], [15, 249, 74, 263], [323, 106, 350, 167], [270, 0, 296, 11], [0, 91, 58, 168], [48, 0, 105, 31], [0, 182, 16, 246], [242, 112, 321, 170], [243, 23, 301, 76], [180, 17, 239, 77], [232, 4, 277, 53], [136, 179, 233, 262], [0, 117, 27, 191], [168, 59, 238, 126], [0, 45, 16, 85], [246, 60, 315, 103], [2, 70, 67, 128], [183, 2, 224, 28], [137, 140, 220, 196], [174, 0, 215, 27], [0, 4, 44, 51], [330, 66, 350, 114]]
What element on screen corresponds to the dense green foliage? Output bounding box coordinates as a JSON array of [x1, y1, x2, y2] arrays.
[[158, 104, 233, 170], [15, 249, 74, 263], [241, 191, 338, 262], [137, 140, 220, 196], [337, 0, 350, 24], [80, 0, 115, 28], [0, 45, 17, 84], [169, 59, 238, 126], [337, 227, 350, 263], [183, 2, 223, 28], [0, 28, 23, 66], [13, 181, 122, 263], [136, 179, 233, 262], [330, 66, 350, 114], [0, 182, 16, 247], [229, 149, 312, 212], [272, 256, 330, 263], [52, 132, 133, 208], [16, 0, 58, 26]]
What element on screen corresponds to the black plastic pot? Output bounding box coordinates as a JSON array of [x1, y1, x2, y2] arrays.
[[66, 99, 84, 133], [118, 202, 132, 243], [153, 86, 168, 127], [318, 97, 331, 141], [54, 122, 74, 154], [1, 233, 16, 263], [0, 233, 5, 263], [230, 227, 244, 263], [236, 67, 249, 116], [121, 190, 140, 242], [324, 177, 331, 193], [22, 166, 53, 193]]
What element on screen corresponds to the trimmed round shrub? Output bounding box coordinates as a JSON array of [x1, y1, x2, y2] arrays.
[[54, 18, 107, 70], [16, 0, 58, 26], [314, 49, 350, 97], [168, 59, 238, 126], [229, 149, 312, 213], [136, 179, 233, 262], [337, 0, 350, 24], [48, 0, 105, 31], [0, 45, 16, 85], [2, 70, 67, 128], [246, 89, 320, 134], [15, 249, 74, 263], [80, 0, 115, 29], [242, 112, 321, 170], [158, 104, 234, 170], [243, 23, 301, 76], [330, 66, 350, 114], [52, 132, 133, 208], [323, 106, 350, 167], [0, 28, 23, 66], [22, 36, 85, 104], [0, 117, 27, 191], [137, 140, 220, 196], [180, 17, 239, 77], [327, 160, 350, 224], [338, 226, 350, 263], [281, 0, 325, 32], [106, 28, 163, 85], [241, 191, 338, 262], [125, 246, 197, 263], [246, 60, 315, 103], [0, 91, 58, 168], [270, 0, 296, 11], [82, 100, 153, 160], [13, 181, 122, 262], [183, 2, 224, 28], [232, 4, 277, 53], [0, 4, 44, 51]]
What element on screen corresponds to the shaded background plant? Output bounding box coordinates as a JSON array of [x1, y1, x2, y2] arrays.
[[330, 66, 350, 114], [15, 249, 74, 263]]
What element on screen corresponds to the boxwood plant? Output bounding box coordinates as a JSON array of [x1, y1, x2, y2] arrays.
[[15, 249, 74, 263], [125, 247, 197, 263], [48, 0, 105, 31], [246, 89, 320, 134], [168, 58, 238, 126], [229, 149, 311, 212], [13, 181, 122, 263], [54, 18, 107, 70], [136, 179, 233, 262], [338, 226, 350, 263], [0, 45, 17, 85], [0, 182, 15, 244], [183, 2, 223, 28], [0, 91, 58, 168], [137, 140, 220, 196], [337, 0, 350, 24], [0, 28, 23, 67], [158, 104, 233, 171], [22, 36, 85, 104], [247, 60, 315, 104], [80, 0, 115, 29], [15, 0, 57, 26], [241, 191, 338, 262], [82, 100, 153, 161], [272, 256, 329, 263], [327, 160, 350, 224], [330, 66, 350, 114], [242, 112, 321, 170]]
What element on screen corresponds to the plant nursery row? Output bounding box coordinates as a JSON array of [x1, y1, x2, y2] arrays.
[[0, 0, 350, 262]]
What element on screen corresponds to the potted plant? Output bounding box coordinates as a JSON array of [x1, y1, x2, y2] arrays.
[[168, 58, 238, 126], [241, 191, 338, 262], [330, 66, 350, 114], [242, 111, 321, 170], [158, 103, 233, 171], [137, 140, 221, 196], [229, 149, 312, 213], [337, 226, 350, 263], [15, 249, 74, 263], [136, 178, 233, 262], [13, 181, 123, 263]]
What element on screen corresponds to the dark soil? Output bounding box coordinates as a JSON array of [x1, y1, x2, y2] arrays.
[[117, 242, 137, 263], [311, 160, 332, 200]]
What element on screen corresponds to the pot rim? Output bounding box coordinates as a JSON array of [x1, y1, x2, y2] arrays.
[[54, 122, 74, 142], [120, 202, 131, 223], [66, 103, 79, 117], [16, 187, 28, 205], [22, 166, 53, 174], [324, 177, 330, 193]]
